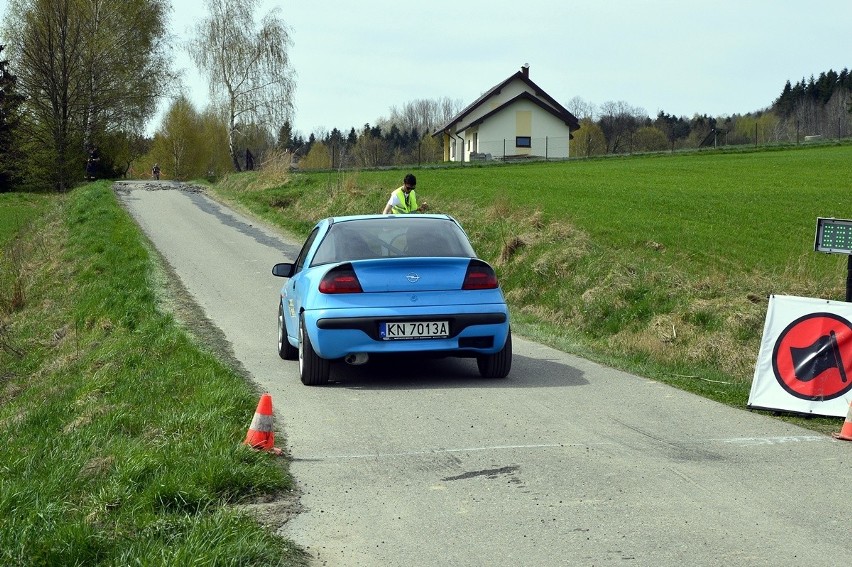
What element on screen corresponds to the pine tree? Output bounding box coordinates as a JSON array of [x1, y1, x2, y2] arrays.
[[276, 121, 293, 151], [0, 45, 25, 191], [774, 80, 794, 116]]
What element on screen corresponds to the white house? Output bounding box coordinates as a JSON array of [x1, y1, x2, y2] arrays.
[[433, 65, 580, 162]]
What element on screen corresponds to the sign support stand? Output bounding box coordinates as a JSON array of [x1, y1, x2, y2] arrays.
[[814, 217, 852, 302], [847, 256, 852, 302]]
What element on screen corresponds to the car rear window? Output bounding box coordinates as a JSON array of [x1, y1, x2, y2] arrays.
[[310, 218, 476, 266]]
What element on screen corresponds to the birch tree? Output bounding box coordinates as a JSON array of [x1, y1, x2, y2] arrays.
[[188, 0, 295, 172]]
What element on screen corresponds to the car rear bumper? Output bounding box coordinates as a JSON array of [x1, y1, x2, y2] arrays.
[[304, 307, 510, 359]]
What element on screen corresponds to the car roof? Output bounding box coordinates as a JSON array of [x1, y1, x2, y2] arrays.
[[326, 213, 455, 224]]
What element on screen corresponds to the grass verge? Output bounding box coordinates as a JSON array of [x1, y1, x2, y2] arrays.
[[210, 143, 852, 435], [0, 192, 51, 245], [0, 183, 306, 565]]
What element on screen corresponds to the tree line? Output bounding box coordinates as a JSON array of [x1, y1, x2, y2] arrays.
[[275, 97, 461, 171], [123, 62, 852, 176], [139, 95, 462, 181], [569, 67, 852, 157]]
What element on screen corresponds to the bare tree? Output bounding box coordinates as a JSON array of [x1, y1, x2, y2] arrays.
[[352, 125, 387, 168], [384, 97, 463, 136], [826, 88, 851, 138], [598, 101, 646, 154], [188, 0, 295, 172], [566, 96, 596, 120]]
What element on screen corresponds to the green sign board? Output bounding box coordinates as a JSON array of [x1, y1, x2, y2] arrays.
[[815, 217, 852, 254]]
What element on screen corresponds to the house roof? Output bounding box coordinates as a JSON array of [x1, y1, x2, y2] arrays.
[[432, 67, 580, 136], [455, 91, 577, 133]]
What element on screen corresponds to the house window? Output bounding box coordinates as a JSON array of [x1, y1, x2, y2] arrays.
[[516, 136, 531, 148]]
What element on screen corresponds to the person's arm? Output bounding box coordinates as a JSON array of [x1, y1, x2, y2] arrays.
[[382, 202, 392, 214]]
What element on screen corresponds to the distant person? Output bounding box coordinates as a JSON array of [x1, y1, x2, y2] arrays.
[[85, 146, 100, 180], [382, 173, 428, 214], [152, 163, 161, 180]]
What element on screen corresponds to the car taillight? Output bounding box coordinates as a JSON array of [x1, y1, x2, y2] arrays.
[[319, 264, 363, 294], [462, 260, 498, 290]]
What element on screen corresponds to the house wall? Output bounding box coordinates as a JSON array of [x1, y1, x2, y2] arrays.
[[460, 99, 571, 160]]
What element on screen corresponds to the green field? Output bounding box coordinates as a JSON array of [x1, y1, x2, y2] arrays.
[[213, 142, 852, 429]]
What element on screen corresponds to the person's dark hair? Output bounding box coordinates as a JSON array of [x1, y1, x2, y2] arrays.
[[403, 173, 416, 186]]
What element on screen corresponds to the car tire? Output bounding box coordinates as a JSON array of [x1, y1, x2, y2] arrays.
[[299, 314, 330, 385], [277, 301, 298, 360], [476, 329, 512, 378]]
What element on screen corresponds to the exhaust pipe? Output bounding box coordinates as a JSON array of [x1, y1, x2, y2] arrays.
[[344, 353, 369, 365]]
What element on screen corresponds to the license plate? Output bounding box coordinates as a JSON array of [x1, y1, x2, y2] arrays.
[[380, 321, 449, 340]]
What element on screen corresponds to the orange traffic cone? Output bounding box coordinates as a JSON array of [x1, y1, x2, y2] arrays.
[[833, 399, 852, 441], [244, 393, 281, 454]]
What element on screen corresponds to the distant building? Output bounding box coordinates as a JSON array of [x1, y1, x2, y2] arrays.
[[433, 64, 580, 162]]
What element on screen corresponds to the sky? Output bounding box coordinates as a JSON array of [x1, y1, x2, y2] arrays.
[[2, 0, 851, 137]]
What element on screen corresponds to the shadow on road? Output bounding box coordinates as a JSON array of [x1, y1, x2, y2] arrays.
[[318, 352, 589, 390]]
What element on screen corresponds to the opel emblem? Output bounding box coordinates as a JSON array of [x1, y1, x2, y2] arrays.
[[406, 272, 421, 283]]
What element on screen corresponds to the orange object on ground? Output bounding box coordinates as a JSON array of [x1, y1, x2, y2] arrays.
[[244, 393, 277, 451], [833, 399, 852, 441]]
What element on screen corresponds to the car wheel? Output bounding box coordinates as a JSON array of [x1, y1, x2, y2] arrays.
[[476, 329, 512, 378], [299, 314, 330, 385], [277, 302, 297, 360]]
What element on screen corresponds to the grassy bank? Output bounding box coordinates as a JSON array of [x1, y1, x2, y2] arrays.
[[0, 184, 305, 565], [212, 143, 852, 434], [0, 192, 52, 245], [1, 192, 54, 315]]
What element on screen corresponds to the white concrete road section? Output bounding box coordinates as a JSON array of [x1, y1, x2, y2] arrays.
[[117, 181, 850, 567]]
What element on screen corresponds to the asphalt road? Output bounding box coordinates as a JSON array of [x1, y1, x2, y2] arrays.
[[117, 181, 850, 567]]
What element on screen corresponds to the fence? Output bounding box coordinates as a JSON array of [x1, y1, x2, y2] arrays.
[[463, 136, 572, 162]]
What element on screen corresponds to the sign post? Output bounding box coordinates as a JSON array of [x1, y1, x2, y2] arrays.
[[814, 217, 852, 301]]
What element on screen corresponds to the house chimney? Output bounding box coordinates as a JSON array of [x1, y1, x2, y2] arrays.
[[521, 63, 529, 78]]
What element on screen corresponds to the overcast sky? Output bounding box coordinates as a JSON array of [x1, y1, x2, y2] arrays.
[[2, 0, 851, 137]]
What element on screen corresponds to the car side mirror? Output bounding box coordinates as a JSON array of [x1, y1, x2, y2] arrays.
[[272, 263, 295, 278]]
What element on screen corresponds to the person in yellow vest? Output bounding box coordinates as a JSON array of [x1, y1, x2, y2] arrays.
[[382, 173, 428, 214]]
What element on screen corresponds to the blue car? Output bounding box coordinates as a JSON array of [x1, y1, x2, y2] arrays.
[[272, 214, 512, 385]]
